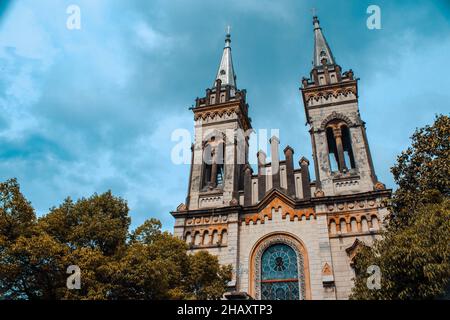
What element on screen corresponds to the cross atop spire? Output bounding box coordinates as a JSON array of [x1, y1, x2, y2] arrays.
[[312, 15, 336, 68], [214, 28, 236, 89]]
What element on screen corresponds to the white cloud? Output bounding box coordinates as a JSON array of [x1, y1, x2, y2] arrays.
[[133, 21, 174, 53]]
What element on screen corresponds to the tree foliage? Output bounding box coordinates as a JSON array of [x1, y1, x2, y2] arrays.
[[350, 115, 450, 300], [0, 181, 231, 300]]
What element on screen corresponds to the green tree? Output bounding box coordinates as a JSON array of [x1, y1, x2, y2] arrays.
[[106, 222, 190, 300], [351, 115, 450, 300], [107, 219, 232, 300], [0, 182, 232, 300], [0, 178, 36, 243], [185, 251, 233, 300], [40, 192, 131, 256]]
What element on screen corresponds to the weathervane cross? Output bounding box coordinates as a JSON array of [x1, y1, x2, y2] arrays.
[[226, 25, 231, 35], [311, 7, 318, 17]]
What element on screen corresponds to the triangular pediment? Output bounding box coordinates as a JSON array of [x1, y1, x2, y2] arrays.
[[241, 188, 315, 225], [256, 188, 296, 211]]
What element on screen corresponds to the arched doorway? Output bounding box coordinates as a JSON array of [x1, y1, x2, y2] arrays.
[[261, 244, 300, 300]]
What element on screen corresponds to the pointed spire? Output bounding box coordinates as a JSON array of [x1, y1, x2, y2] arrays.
[[313, 16, 336, 68], [214, 27, 237, 88]]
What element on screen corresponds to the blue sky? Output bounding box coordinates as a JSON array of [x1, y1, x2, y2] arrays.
[[1, 0, 449, 230]]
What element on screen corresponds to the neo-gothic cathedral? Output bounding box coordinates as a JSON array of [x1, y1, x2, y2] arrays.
[[171, 16, 391, 300]]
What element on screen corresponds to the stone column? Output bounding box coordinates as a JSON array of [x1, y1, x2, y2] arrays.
[[224, 85, 231, 102], [257, 150, 267, 202], [284, 146, 296, 197], [205, 88, 212, 106], [210, 149, 218, 188], [232, 139, 240, 201], [332, 127, 347, 171], [270, 136, 280, 189], [244, 165, 253, 206], [300, 157, 312, 199], [310, 128, 322, 189], [224, 136, 238, 204]]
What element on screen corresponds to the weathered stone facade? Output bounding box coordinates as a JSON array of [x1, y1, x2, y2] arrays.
[[171, 17, 391, 300]]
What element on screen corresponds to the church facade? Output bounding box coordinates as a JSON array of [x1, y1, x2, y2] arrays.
[[171, 16, 391, 300]]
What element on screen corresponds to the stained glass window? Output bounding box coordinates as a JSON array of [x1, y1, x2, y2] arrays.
[[261, 244, 300, 300]]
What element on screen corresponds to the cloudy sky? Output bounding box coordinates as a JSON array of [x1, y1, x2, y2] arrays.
[[1, 0, 449, 230]]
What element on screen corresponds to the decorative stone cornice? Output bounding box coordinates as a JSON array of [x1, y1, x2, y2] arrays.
[[301, 79, 357, 94], [304, 86, 357, 103], [193, 104, 239, 121], [171, 189, 392, 218], [192, 100, 252, 131]]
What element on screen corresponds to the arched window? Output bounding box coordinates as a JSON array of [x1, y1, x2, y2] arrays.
[[261, 244, 300, 300], [329, 220, 337, 235], [361, 217, 369, 232], [203, 143, 213, 188], [221, 230, 228, 245], [202, 138, 225, 190], [185, 232, 192, 244], [371, 216, 379, 230], [325, 121, 356, 172], [340, 219, 347, 234], [330, 74, 336, 84], [341, 125, 356, 169], [194, 232, 202, 246], [350, 218, 358, 233], [216, 142, 225, 186], [319, 76, 325, 85], [326, 127, 339, 172], [212, 230, 219, 245], [202, 231, 210, 245]]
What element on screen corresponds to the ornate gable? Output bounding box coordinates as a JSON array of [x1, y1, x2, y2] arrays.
[[241, 189, 315, 225]]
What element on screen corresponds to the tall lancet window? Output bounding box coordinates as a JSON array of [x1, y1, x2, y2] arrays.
[[326, 127, 339, 172], [215, 142, 225, 187], [326, 121, 356, 172], [202, 137, 225, 190], [203, 143, 213, 187], [261, 244, 300, 300], [341, 125, 356, 169]]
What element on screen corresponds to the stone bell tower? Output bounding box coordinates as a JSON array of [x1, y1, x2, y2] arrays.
[[301, 16, 384, 197], [185, 30, 252, 211], [172, 17, 391, 300], [173, 31, 252, 290]]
